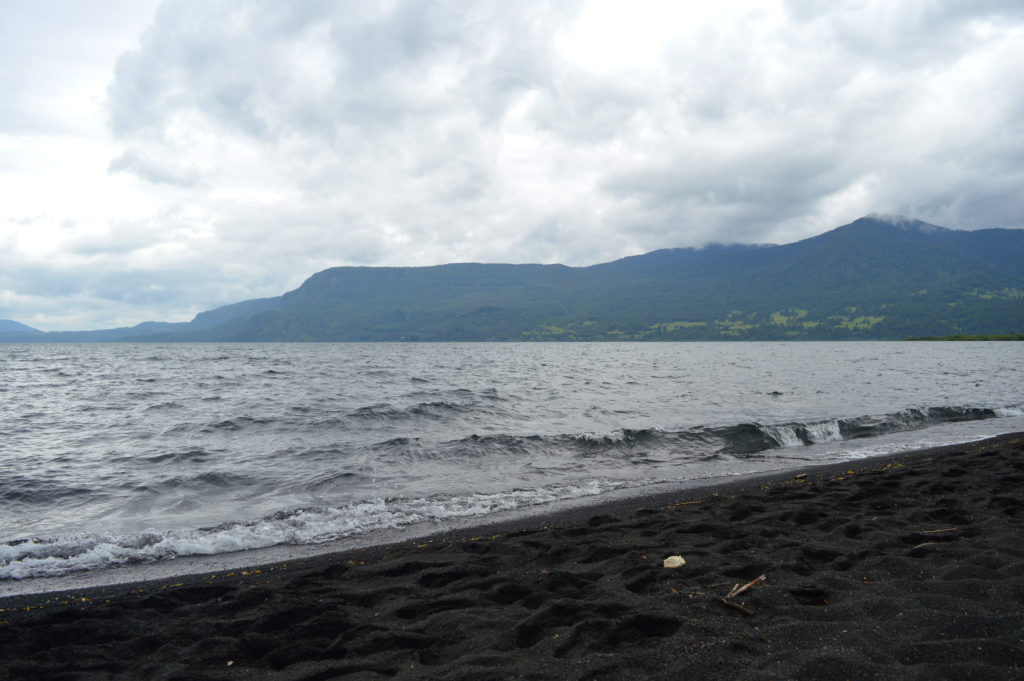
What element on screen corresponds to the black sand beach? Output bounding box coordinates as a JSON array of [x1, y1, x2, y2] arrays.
[[2, 433, 1022, 680]]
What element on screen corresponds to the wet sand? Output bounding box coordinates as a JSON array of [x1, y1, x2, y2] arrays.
[[2, 433, 1022, 680]]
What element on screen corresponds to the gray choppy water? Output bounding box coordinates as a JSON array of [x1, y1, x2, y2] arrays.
[[2, 342, 1022, 584]]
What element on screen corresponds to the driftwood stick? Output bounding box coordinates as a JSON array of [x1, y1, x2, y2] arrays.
[[725, 574, 766, 599]]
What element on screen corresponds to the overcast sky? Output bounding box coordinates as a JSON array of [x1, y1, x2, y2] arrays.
[[3, 0, 1023, 331]]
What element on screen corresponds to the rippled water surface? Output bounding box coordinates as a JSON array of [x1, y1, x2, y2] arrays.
[[2, 342, 1022, 582]]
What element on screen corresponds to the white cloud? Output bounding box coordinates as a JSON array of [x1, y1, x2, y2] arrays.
[[108, 150, 200, 187], [1, 0, 1023, 329]]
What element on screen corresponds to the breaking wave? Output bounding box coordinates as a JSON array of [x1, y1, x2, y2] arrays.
[[3, 403, 1017, 581], [380, 404, 1018, 463], [0, 481, 628, 580]]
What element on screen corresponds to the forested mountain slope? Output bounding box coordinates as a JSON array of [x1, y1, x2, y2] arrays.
[[4, 216, 1022, 342]]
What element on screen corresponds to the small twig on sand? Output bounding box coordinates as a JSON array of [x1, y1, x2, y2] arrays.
[[323, 633, 346, 654], [911, 541, 945, 550], [719, 575, 766, 616], [921, 527, 959, 534], [720, 598, 756, 616], [726, 575, 766, 599]]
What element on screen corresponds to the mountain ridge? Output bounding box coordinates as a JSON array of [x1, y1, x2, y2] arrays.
[[3, 216, 1023, 342], [0, 319, 41, 334]]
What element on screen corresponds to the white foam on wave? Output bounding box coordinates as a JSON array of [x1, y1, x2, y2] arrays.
[[0, 480, 626, 581], [805, 420, 843, 443], [762, 425, 803, 448], [762, 419, 844, 448]]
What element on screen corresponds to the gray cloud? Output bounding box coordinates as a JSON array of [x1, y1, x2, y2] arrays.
[[108, 1, 578, 141], [2, 0, 1023, 329]]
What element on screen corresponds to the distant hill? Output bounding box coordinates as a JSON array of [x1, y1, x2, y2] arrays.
[[0, 299, 278, 343], [4, 216, 1023, 342], [0, 319, 40, 334]]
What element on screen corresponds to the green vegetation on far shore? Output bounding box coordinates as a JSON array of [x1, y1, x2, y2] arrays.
[[905, 333, 1024, 341]]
